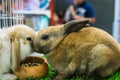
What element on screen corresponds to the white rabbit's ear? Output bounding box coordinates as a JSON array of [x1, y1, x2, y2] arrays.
[[11, 37, 20, 72], [64, 20, 89, 34]]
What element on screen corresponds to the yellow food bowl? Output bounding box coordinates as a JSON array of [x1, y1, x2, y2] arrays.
[[14, 56, 48, 78]]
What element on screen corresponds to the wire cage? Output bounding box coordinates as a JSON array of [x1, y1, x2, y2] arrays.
[[0, 0, 52, 31], [0, 0, 24, 28]]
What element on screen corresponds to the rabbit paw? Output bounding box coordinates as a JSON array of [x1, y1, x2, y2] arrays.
[[0, 74, 17, 80], [54, 75, 63, 80], [50, 74, 64, 80]]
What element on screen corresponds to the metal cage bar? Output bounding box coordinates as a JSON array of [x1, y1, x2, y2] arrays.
[[0, 0, 24, 28]]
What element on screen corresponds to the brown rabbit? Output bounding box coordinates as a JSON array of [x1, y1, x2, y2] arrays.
[[34, 20, 120, 80]]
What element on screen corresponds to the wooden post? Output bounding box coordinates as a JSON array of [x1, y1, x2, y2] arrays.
[[50, 0, 54, 26]]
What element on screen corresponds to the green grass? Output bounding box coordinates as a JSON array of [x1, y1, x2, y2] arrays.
[[17, 64, 120, 80], [17, 56, 120, 80]]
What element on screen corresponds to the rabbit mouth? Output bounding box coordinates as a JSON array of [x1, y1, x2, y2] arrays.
[[39, 48, 49, 54], [38, 47, 51, 54], [34, 46, 46, 53], [34, 47, 42, 53], [39, 49, 44, 53], [34, 43, 50, 54]]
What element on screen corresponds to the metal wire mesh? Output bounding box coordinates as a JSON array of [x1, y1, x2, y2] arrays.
[[0, 0, 24, 28]]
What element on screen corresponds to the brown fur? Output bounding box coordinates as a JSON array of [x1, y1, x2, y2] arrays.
[[34, 20, 120, 80]]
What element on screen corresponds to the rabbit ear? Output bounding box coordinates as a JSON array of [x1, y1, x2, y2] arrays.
[[11, 37, 20, 72], [64, 20, 89, 34]]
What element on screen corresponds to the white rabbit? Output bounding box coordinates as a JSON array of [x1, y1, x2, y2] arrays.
[[0, 25, 35, 80], [34, 20, 120, 80]]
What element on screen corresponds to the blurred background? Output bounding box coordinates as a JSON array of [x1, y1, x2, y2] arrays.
[[0, 0, 120, 42]]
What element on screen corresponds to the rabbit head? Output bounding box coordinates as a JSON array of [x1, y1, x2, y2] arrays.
[[34, 20, 89, 53], [6, 25, 35, 71]]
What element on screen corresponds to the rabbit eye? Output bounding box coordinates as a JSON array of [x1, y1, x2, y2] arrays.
[[26, 37, 32, 41], [41, 35, 49, 40]]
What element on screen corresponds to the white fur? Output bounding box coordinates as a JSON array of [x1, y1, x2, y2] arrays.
[[0, 25, 35, 79], [0, 29, 11, 74], [0, 29, 12, 80], [20, 39, 32, 60], [0, 74, 17, 80]]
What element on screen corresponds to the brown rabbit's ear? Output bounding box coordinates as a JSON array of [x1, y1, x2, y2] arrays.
[[64, 20, 89, 34], [11, 37, 20, 72]]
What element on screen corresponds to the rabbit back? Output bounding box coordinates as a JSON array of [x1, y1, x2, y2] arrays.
[[60, 27, 120, 77], [47, 27, 120, 78], [0, 29, 11, 74]]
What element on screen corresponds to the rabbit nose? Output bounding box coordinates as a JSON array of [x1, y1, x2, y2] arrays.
[[33, 43, 39, 52], [29, 40, 34, 49], [33, 39, 42, 52]]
